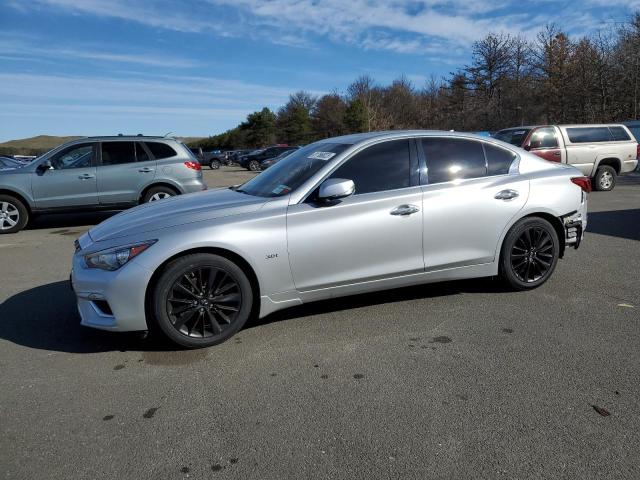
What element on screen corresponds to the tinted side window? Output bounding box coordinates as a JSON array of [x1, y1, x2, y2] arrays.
[[135, 142, 150, 162], [145, 142, 177, 159], [50, 143, 94, 170], [529, 127, 558, 149], [609, 126, 631, 141], [485, 143, 517, 175], [422, 138, 486, 184], [566, 127, 612, 143], [329, 140, 411, 195], [101, 142, 136, 166]]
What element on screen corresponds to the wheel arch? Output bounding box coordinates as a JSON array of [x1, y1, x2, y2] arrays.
[[498, 211, 566, 264], [138, 182, 181, 203], [144, 246, 261, 326], [0, 188, 33, 213], [596, 157, 622, 175]]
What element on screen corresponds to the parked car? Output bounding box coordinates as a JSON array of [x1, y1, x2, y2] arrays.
[[0, 136, 207, 234], [71, 130, 588, 348], [493, 124, 638, 191], [259, 148, 298, 170], [0, 156, 26, 170], [238, 146, 298, 171]]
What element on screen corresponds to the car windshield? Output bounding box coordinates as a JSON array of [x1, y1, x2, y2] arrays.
[[236, 142, 350, 198], [494, 128, 531, 146]]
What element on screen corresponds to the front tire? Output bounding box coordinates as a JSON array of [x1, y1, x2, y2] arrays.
[[0, 195, 29, 234], [151, 253, 253, 348], [500, 217, 559, 290], [593, 165, 616, 191]]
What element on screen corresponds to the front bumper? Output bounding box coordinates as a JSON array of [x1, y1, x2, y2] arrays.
[[71, 253, 152, 332]]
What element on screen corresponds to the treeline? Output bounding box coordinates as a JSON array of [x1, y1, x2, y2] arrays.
[[193, 14, 640, 150]]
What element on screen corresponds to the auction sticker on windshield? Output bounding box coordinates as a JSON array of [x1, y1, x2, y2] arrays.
[[308, 151, 337, 161]]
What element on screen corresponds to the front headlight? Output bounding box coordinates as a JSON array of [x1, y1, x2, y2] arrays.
[[84, 240, 157, 271]]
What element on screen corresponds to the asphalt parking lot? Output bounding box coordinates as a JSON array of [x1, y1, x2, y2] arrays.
[[1, 167, 639, 479]]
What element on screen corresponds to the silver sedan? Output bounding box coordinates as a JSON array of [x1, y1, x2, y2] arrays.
[[71, 130, 589, 348]]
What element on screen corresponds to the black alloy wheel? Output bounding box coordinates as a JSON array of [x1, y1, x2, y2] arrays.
[[167, 266, 241, 338], [152, 253, 253, 348], [501, 217, 559, 290], [510, 227, 554, 283]]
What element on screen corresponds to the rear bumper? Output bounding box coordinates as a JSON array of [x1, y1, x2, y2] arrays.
[[622, 159, 638, 174], [181, 178, 207, 194], [563, 199, 587, 249]]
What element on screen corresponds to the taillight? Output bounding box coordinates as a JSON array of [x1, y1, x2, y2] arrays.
[[184, 161, 201, 171], [636, 144, 640, 160], [571, 176, 592, 193]]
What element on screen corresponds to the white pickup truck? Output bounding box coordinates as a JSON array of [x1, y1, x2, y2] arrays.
[[494, 124, 638, 191]]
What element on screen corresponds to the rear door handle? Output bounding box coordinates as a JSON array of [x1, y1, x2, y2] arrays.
[[495, 189, 519, 200], [138, 167, 154, 173], [390, 204, 420, 216], [78, 174, 95, 180]]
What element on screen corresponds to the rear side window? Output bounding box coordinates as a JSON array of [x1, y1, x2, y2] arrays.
[[101, 142, 136, 166], [484, 143, 517, 175], [609, 126, 631, 141], [566, 127, 612, 143], [145, 142, 177, 159], [329, 139, 411, 194], [422, 138, 486, 184], [494, 129, 531, 147]]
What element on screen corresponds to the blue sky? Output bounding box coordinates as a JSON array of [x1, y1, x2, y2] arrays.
[[0, 0, 638, 141]]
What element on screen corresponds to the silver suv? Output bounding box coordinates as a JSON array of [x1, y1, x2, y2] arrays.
[[0, 136, 207, 233]]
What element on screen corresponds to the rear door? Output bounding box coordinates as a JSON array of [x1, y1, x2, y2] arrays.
[[31, 142, 99, 208], [96, 141, 156, 205], [525, 126, 565, 163], [420, 137, 529, 270]]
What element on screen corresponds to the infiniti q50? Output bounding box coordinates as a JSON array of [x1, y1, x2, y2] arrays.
[[71, 131, 589, 348]]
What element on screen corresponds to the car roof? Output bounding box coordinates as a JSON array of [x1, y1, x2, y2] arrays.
[[321, 129, 505, 145]]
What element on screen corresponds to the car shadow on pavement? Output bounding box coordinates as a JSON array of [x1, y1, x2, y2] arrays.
[[26, 211, 119, 231], [0, 280, 170, 354], [1, 277, 506, 354], [587, 209, 640, 241]]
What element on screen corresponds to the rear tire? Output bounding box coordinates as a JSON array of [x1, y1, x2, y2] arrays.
[[500, 217, 559, 291], [143, 186, 177, 203], [0, 194, 28, 234], [151, 253, 253, 348], [593, 165, 616, 191], [209, 159, 220, 170]]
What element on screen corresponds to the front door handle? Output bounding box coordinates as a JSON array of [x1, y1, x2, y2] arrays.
[[495, 189, 519, 200], [390, 204, 420, 216], [138, 167, 154, 173], [78, 174, 95, 180]]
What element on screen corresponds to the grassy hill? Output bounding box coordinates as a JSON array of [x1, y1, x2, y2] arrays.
[[0, 135, 83, 156], [0, 135, 205, 156]]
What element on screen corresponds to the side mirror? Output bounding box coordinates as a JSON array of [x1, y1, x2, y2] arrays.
[[318, 178, 355, 203], [523, 144, 531, 151], [37, 160, 53, 172]]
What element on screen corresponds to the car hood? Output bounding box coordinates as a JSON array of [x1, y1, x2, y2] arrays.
[[88, 188, 267, 242]]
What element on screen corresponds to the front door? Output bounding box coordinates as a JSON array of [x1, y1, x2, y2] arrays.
[[32, 142, 99, 209], [526, 126, 565, 163], [286, 139, 424, 291]]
